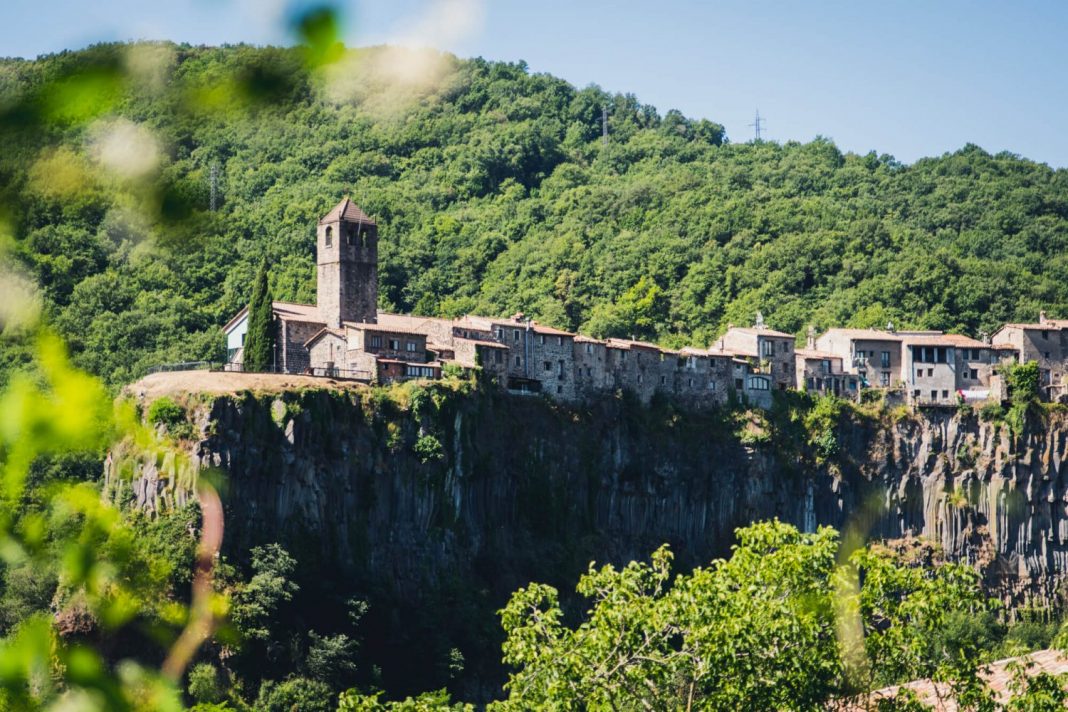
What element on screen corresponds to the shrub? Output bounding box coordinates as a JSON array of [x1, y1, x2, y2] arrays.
[[255, 677, 334, 712], [1002, 360, 1041, 402], [188, 662, 223, 704], [147, 396, 184, 429], [414, 434, 444, 463], [979, 401, 1005, 422]]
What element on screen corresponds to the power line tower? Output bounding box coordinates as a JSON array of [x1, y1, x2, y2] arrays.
[[602, 105, 609, 147], [209, 162, 219, 212], [749, 109, 766, 141]]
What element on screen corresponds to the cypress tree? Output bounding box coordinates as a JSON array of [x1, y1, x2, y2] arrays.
[[242, 261, 275, 371]]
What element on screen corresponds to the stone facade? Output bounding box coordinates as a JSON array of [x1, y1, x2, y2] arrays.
[[815, 329, 905, 389], [992, 313, 1068, 401], [715, 321, 796, 391], [795, 349, 860, 400], [316, 198, 378, 328]]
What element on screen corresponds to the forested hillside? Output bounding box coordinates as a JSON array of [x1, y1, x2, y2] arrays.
[[2, 42, 1068, 386]]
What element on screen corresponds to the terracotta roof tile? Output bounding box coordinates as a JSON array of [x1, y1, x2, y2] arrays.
[[724, 326, 796, 339], [320, 197, 376, 226]]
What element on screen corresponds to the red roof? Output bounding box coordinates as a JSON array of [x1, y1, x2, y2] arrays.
[[320, 197, 376, 226], [222, 301, 323, 332]]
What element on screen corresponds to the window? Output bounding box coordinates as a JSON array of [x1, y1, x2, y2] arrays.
[[514, 356, 522, 367], [708, 381, 717, 391], [880, 351, 890, 368], [324, 226, 333, 247], [538, 334, 545, 345], [558, 336, 564, 346], [1042, 331, 1049, 340], [821, 360, 830, 374], [494, 351, 502, 364], [586, 367, 592, 377], [927, 368, 934, 377], [585, 343, 592, 354], [406, 341, 417, 352], [513, 330, 520, 343], [783, 362, 791, 373], [735, 378, 744, 389], [916, 368, 923, 379], [241, 332, 246, 345], [389, 339, 399, 351], [557, 385, 562, 394], [1045, 352, 1051, 359], [762, 340, 775, 357], [370, 335, 382, 348], [544, 361, 552, 371], [970, 368, 978, 379], [346, 227, 355, 246], [637, 374, 643, 384], [931, 390, 937, 400], [688, 378, 694, 388], [558, 360, 565, 377], [879, 371, 890, 387], [494, 328, 503, 340], [660, 375, 665, 385], [747, 376, 770, 391], [942, 390, 949, 399]]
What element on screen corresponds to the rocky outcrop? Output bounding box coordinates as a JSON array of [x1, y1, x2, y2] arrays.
[[104, 386, 1068, 693]]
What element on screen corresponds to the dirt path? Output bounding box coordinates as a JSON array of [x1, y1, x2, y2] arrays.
[[124, 370, 367, 400]]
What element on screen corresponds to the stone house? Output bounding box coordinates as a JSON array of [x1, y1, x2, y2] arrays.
[[304, 327, 349, 376], [991, 311, 1068, 401], [794, 348, 860, 400], [899, 333, 973, 406], [815, 328, 904, 389], [714, 315, 797, 391]]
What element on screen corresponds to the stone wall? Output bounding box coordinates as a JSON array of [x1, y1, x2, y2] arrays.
[[281, 320, 324, 373]]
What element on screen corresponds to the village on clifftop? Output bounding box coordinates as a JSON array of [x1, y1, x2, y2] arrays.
[[222, 198, 1068, 409]]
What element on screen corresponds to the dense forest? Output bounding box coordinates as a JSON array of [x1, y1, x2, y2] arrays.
[[1, 42, 1067, 387]]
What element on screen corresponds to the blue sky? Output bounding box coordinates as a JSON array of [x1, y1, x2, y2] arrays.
[[2, 0, 1067, 167]]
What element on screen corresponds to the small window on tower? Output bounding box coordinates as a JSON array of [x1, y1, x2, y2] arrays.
[[346, 227, 355, 246], [325, 226, 333, 247]]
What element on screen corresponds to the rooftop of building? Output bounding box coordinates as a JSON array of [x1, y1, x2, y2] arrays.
[[723, 325, 796, 339], [795, 348, 843, 360], [302, 326, 346, 348], [605, 337, 663, 351], [319, 197, 376, 226], [901, 332, 989, 349], [343, 321, 431, 338], [818, 328, 904, 341]]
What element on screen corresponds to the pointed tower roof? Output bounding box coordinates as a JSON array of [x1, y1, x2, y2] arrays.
[[319, 197, 376, 226]]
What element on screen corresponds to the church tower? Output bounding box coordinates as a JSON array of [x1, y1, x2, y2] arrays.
[[317, 197, 378, 328]]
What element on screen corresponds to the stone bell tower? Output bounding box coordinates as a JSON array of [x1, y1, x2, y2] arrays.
[[317, 197, 378, 328]]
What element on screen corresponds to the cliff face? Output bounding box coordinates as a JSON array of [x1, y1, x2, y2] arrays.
[[105, 384, 1068, 694]]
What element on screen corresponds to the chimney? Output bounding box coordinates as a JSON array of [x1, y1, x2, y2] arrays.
[[1040, 310, 1048, 324], [806, 325, 816, 350], [886, 320, 896, 334], [754, 311, 765, 329]]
